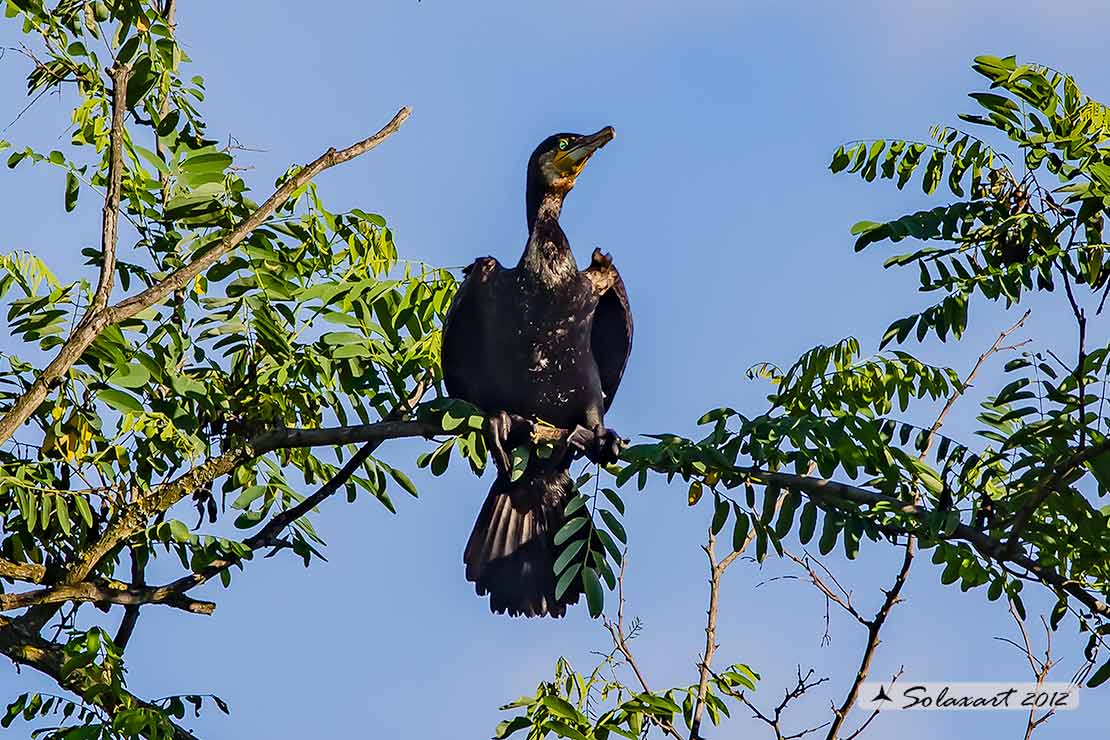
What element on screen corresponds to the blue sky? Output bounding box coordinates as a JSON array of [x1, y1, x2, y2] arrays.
[[2, 1, 1110, 738]]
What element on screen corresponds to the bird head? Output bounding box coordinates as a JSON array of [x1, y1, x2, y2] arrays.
[[527, 127, 615, 200]]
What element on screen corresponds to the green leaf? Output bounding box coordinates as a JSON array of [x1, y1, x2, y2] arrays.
[[818, 515, 839, 556], [564, 494, 588, 517], [798, 502, 818, 545], [602, 487, 625, 515], [554, 540, 586, 574], [106, 363, 151, 389], [555, 563, 581, 600], [1088, 658, 1110, 688], [542, 696, 584, 723], [98, 388, 144, 414], [774, 490, 801, 538], [554, 517, 588, 546], [387, 466, 420, 498], [582, 567, 604, 618], [710, 496, 729, 534], [55, 498, 71, 536], [509, 446, 529, 482], [64, 171, 78, 212], [599, 509, 627, 544], [73, 495, 94, 527], [545, 720, 589, 740], [731, 509, 750, 551]]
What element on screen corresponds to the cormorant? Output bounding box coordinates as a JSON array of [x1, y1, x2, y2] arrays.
[[442, 127, 633, 617]]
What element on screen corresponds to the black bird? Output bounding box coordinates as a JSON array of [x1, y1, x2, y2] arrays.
[[442, 127, 633, 617]]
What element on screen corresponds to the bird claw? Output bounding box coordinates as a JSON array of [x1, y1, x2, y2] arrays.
[[486, 410, 535, 476], [567, 424, 625, 466]]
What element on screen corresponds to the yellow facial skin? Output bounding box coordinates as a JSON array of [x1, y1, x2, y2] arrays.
[[541, 128, 616, 193]]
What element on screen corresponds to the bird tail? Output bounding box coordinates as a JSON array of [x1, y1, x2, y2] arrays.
[[463, 467, 581, 618]]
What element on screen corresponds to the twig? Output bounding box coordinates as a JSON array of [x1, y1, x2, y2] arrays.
[[785, 551, 867, 628], [732, 665, 830, 740], [843, 667, 903, 740], [88, 64, 130, 317], [996, 604, 1058, 740], [603, 553, 685, 740], [922, 309, 1031, 459]]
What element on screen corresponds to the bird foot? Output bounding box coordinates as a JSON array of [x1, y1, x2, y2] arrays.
[[486, 410, 535, 476], [567, 424, 625, 466]]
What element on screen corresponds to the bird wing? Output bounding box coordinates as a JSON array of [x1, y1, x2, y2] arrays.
[[442, 256, 502, 400], [585, 249, 633, 411]]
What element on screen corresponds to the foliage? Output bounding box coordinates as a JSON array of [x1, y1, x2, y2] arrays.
[[494, 655, 757, 740], [0, 1, 449, 737], [1, 3, 1109, 735], [615, 54, 1110, 694]]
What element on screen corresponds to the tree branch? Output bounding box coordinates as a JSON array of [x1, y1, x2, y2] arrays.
[[689, 529, 742, 740], [0, 557, 46, 583], [824, 544, 912, 740], [0, 577, 214, 615], [0, 106, 411, 447], [113, 546, 144, 648], [0, 616, 200, 740], [603, 553, 685, 740], [824, 311, 1031, 740], [90, 63, 129, 316]]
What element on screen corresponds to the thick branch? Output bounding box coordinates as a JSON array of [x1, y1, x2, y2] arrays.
[[0, 558, 46, 583], [0, 577, 214, 615], [0, 616, 200, 740], [0, 106, 411, 447]]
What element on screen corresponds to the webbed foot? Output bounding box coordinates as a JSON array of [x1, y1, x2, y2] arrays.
[[486, 411, 535, 476], [567, 423, 625, 466]]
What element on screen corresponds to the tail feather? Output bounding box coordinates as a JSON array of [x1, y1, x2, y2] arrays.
[[464, 467, 581, 618]]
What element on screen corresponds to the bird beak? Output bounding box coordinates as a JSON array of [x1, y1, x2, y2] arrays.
[[563, 126, 616, 167]]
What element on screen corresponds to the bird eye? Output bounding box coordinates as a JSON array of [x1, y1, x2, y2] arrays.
[[558, 138, 569, 150]]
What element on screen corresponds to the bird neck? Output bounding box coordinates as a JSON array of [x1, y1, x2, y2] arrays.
[[521, 190, 577, 285], [526, 184, 564, 231]]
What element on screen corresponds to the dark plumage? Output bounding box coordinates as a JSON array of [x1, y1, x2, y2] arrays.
[[442, 128, 633, 617]]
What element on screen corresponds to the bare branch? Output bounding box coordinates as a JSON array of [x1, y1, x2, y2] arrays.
[[825, 546, 912, 740], [690, 528, 739, 740], [843, 667, 903, 740], [785, 550, 867, 628], [0, 106, 412, 447], [823, 316, 1028, 740], [603, 553, 685, 740], [921, 309, 1030, 459], [731, 665, 830, 740]]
